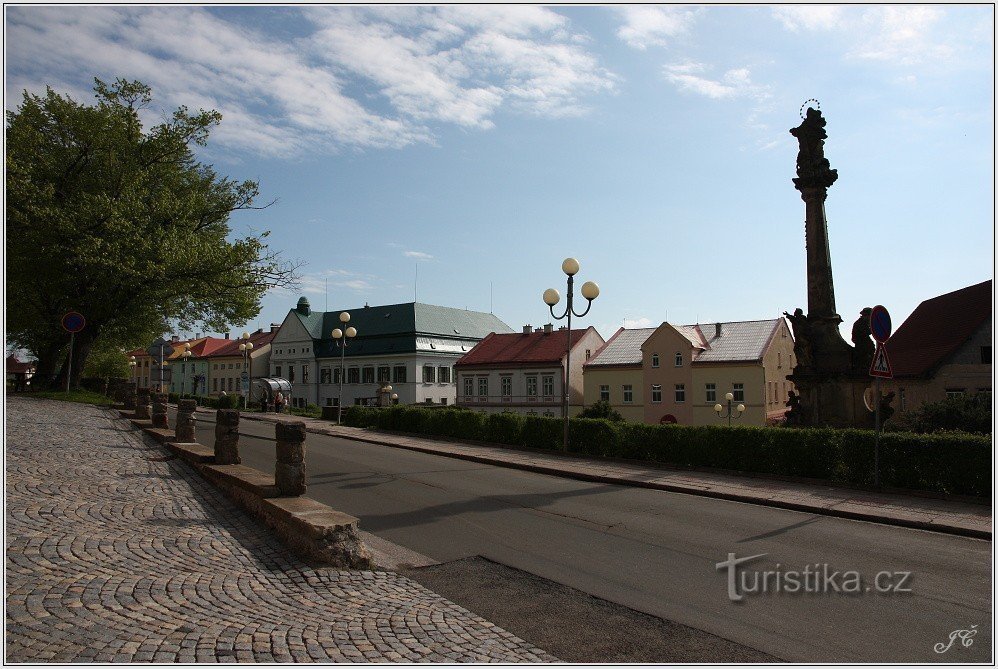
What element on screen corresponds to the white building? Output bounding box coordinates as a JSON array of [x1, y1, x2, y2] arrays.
[[270, 297, 513, 408]]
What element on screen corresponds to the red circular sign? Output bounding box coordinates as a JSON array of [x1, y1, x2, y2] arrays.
[[61, 311, 86, 333]]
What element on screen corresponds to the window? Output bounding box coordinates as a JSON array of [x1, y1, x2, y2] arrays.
[[302, 366, 309, 383], [213, 378, 218, 391], [675, 352, 683, 367], [320, 368, 331, 384], [213, 363, 218, 370], [230, 363, 235, 369], [706, 383, 716, 403], [946, 389, 965, 399], [333, 367, 341, 384], [733, 383, 744, 402], [440, 398, 447, 406], [393, 365, 407, 383], [228, 378, 234, 392], [438, 366, 450, 383], [622, 385, 633, 403], [542, 375, 554, 397], [275, 365, 282, 379], [423, 365, 436, 383], [527, 376, 538, 397], [982, 346, 992, 364], [363, 367, 375, 384], [378, 366, 391, 383], [478, 377, 488, 397], [651, 384, 662, 403], [348, 367, 360, 384], [500, 376, 512, 397], [651, 353, 659, 368], [464, 377, 474, 397], [599, 385, 609, 402], [778, 352, 782, 368], [325, 398, 332, 406], [675, 384, 685, 403], [288, 366, 295, 383], [585, 349, 591, 360]]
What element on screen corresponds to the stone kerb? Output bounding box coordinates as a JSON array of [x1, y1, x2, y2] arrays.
[[151, 393, 170, 429], [175, 399, 197, 443], [214, 409, 241, 465], [134, 388, 152, 420], [275, 421, 307, 497]]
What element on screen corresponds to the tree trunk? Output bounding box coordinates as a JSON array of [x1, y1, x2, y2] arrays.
[[32, 340, 67, 390]]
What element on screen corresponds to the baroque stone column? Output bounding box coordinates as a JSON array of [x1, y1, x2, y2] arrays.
[[135, 388, 152, 420], [124, 382, 137, 410], [275, 422, 307, 497], [214, 409, 241, 465], [175, 399, 197, 443], [151, 393, 169, 429]]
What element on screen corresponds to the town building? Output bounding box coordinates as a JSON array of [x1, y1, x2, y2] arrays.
[[6, 354, 36, 391], [455, 324, 605, 416], [196, 328, 277, 398], [584, 318, 795, 426], [270, 297, 512, 408], [883, 280, 992, 412]]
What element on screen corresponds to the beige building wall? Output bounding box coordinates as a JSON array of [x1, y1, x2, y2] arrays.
[[582, 366, 645, 423], [691, 364, 767, 426], [760, 319, 797, 419], [641, 324, 695, 424]]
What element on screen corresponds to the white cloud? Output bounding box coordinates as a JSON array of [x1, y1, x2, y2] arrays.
[[5, 6, 616, 157], [623, 317, 655, 329], [663, 63, 769, 101], [615, 6, 697, 49], [404, 250, 434, 260], [772, 6, 844, 32]]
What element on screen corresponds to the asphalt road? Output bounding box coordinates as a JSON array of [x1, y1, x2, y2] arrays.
[[182, 412, 992, 663]]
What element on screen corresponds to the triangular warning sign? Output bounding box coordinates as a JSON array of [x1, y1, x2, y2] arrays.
[[869, 344, 893, 378]]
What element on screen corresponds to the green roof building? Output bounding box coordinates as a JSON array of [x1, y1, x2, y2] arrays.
[[270, 297, 513, 408]]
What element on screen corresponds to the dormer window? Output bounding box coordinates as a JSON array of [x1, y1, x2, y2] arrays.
[[651, 353, 659, 368], [675, 352, 683, 367]]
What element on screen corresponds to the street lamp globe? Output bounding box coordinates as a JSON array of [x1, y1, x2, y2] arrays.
[[561, 257, 580, 276], [580, 281, 600, 301], [239, 343, 246, 352], [245, 342, 254, 351], [241, 332, 250, 340], [737, 404, 746, 413], [345, 326, 357, 338], [391, 393, 398, 401], [385, 385, 392, 392], [339, 311, 351, 323], [725, 392, 734, 402], [331, 328, 343, 339], [543, 288, 560, 306], [714, 403, 722, 413]]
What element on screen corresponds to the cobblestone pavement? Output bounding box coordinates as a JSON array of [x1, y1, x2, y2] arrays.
[[5, 397, 557, 663]]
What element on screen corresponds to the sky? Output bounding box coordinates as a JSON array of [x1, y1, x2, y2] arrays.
[[5, 4, 994, 344]]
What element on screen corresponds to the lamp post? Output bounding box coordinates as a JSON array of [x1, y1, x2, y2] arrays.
[[714, 391, 745, 427], [543, 257, 600, 451], [129, 356, 137, 386], [180, 343, 192, 397], [331, 312, 357, 423], [238, 332, 254, 410]]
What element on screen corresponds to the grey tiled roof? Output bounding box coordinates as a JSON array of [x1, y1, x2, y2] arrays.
[[586, 328, 656, 366], [694, 319, 782, 363], [674, 325, 707, 349]]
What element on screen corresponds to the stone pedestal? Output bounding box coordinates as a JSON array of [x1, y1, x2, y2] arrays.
[[175, 399, 197, 443], [214, 409, 241, 465], [275, 422, 307, 497], [151, 393, 169, 429], [123, 382, 137, 410], [135, 389, 152, 420], [786, 372, 875, 429]]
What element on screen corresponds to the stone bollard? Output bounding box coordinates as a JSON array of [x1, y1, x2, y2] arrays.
[[135, 388, 152, 420], [275, 421, 307, 497], [214, 409, 241, 465], [151, 393, 169, 429], [123, 382, 137, 410], [175, 399, 197, 443]]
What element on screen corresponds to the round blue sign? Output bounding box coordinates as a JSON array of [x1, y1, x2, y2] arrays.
[[61, 311, 86, 333], [869, 305, 891, 343]]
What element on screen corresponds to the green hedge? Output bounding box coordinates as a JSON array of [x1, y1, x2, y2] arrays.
[[341, 406, 991, 497]]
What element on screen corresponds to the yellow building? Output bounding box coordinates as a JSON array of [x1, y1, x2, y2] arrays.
[[584, 318, 795, 426]]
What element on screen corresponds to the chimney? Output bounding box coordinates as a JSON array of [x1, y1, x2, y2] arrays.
[[255, 328, 263, 334], [171, 334, 180, 343], [715, 323, 722, 338], [557, 325, 566, 331], [194, 333, 201, 340], [523, 325, 532, 334], [270, 323, 280, 333], [545, 324, 554, 334], [224, 332, 230, 339]]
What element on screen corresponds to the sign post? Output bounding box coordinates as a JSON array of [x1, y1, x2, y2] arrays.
[[61, 312, 86, 392], [868, 305, 893, 487]]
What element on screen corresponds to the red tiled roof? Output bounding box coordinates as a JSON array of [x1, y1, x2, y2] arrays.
[[203, 331, 277, 358], [887, 280, 992, 378], [6, 355, 34, 374], [456, 328, 592, 366]]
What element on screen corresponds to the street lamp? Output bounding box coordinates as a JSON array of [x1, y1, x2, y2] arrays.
[[128, 356, 137, 387], [543, 257, 600, 451], [239, 333, 254, 410], [180, 343, 192, 397], [714, 391, 745, 427], [331, 312, 357, 423]]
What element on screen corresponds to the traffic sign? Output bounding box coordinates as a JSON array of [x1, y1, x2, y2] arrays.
[[61, 311, 86, 333], [869, 344, 894, 378], [869, 305, 892, 343]]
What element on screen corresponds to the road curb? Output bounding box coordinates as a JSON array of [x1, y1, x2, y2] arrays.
[[204, 409, 993, 541]]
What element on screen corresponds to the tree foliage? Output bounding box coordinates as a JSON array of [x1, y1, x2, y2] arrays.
[[578, 399, 625, 422], [6, 79, 300, 387], [885, 393, 992, 435]]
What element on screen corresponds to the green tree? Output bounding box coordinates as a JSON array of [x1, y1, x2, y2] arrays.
[[6, 79, 300, 388], [886, 393, 992, 435], [578, 399, 625, 422]]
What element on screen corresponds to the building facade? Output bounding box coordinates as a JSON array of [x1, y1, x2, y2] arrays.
[[584, 318, 796, 426], [455, 325, 605, 416], [269, 297, 513, 408], [190, 328, 277, 399]]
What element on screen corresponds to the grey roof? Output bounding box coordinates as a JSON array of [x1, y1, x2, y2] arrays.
[[694, 319, 782, 363], [674, 325, 707, 349], [586, 328, 656, 366]]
